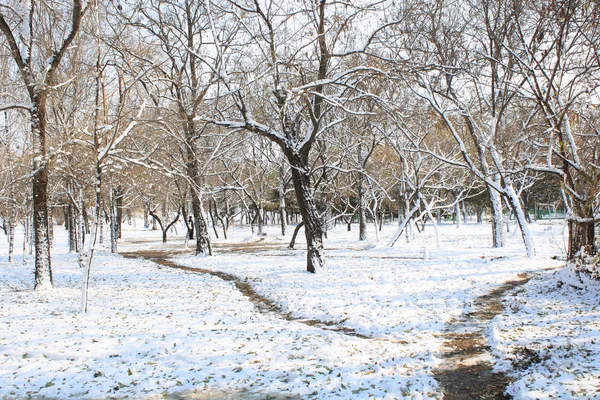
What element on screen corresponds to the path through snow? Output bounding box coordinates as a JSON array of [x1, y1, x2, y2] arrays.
[[434, 273, 533, 399], [123, 250, 369, 338], [124, 236, 562, 399], [0, 221, 572, 398]]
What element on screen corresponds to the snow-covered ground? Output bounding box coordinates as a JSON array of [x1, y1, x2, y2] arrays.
[[491, 264, 600, 399], [1, 218, 596, 399]]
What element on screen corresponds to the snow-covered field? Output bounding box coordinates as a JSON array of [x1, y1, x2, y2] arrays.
[[491, 265, 600, 399], [0, 218, 597, 399]]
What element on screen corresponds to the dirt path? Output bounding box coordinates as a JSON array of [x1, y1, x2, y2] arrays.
[[122, 249, 369, 339], [123, 240, 547, 398], [434, 273, 534, 400]]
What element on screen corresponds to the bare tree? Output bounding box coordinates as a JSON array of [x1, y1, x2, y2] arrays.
[[382, 0, 537, 256], [508, 0, 600, 259], [117, 0, 241, 256], [0, 0, 89, 289], [210, 0, 383, 272]]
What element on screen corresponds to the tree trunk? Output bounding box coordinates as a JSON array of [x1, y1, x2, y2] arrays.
[[144, 207, 149, 229], [357, 175, 367, 241], [403, 192, 413, 243], [568, 219, 596, 259], [489, 185, 505, 248], [182, 118, 211, 256], [419, 194, 440, 248], [388, 201, 421, 247], [279, 177, 287, 236], [209, 200, 219, 239], [83, 205, 90, 234], [68, 200, 77, 252], [186, 132, 212, 255], [287, 153, 325, 272], [81, 134, 103, 312], [31, 101, 53, 290], [213, 200, 228, 240], [48, 212, 54, 248], [114, 186, 123, 239], [505, 184, 535, 258], [7, 219, 14, 263], [27, 198, 33, 256], [323, 203, 331, 239], [249, 207, 257, 235], [98, 197, 104, 245], [455, 200, 461, 229], [289, 221, 305, 249], [257, 204, 264, 236], [77, 192, 85, 253], [109, 188, 118, 254], [22, 219, 27, 263]]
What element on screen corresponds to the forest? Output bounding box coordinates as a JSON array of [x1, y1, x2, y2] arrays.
[[0, 0, 599, 399]]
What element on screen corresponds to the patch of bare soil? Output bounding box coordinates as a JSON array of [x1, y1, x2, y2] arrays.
[[434, 273, 533, 400], [121, 250, 368, 339]]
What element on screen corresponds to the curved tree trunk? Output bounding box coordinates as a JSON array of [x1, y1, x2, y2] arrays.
[[209, 200, 220, 239], [287, 153, 325, 273], [288, 221, 305, 249], [505, 184, 535, 258]]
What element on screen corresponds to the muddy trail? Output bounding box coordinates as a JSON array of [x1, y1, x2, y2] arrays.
[[434, 273, 534, 400], [122, 249, 369, 339]]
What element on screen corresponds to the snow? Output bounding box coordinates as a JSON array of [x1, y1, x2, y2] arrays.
[[490, 263, 600, 399], [1, 218, 596, 398]]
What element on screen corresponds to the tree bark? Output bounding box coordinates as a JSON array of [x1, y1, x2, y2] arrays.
[[568, 219, 596, 259], [7, 218, 14, 263], [357, 142, 367, 241], [289, 221, 305, 249], [144, 207, 149, 229], [209, 200, 219, 239], [286, 152, 325, 272], [505, 184, 535, 258], [257, 204, 264, 236], [455, 199, 461, 229], [67, 196, 77, 252], [185, 121, 211, 256], [358, 180, 368, 241], [31, 100, 53, 290], [98, 197, 104, 245], [489, 185, 505, 248], [279, 175, 287, 236], [114, 186, 123, 239], [109, 188, 118, 254]]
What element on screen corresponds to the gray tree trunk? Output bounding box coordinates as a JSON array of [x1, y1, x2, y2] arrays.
[[489, 185, 505, 248], [279, 179, 287, 236]]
